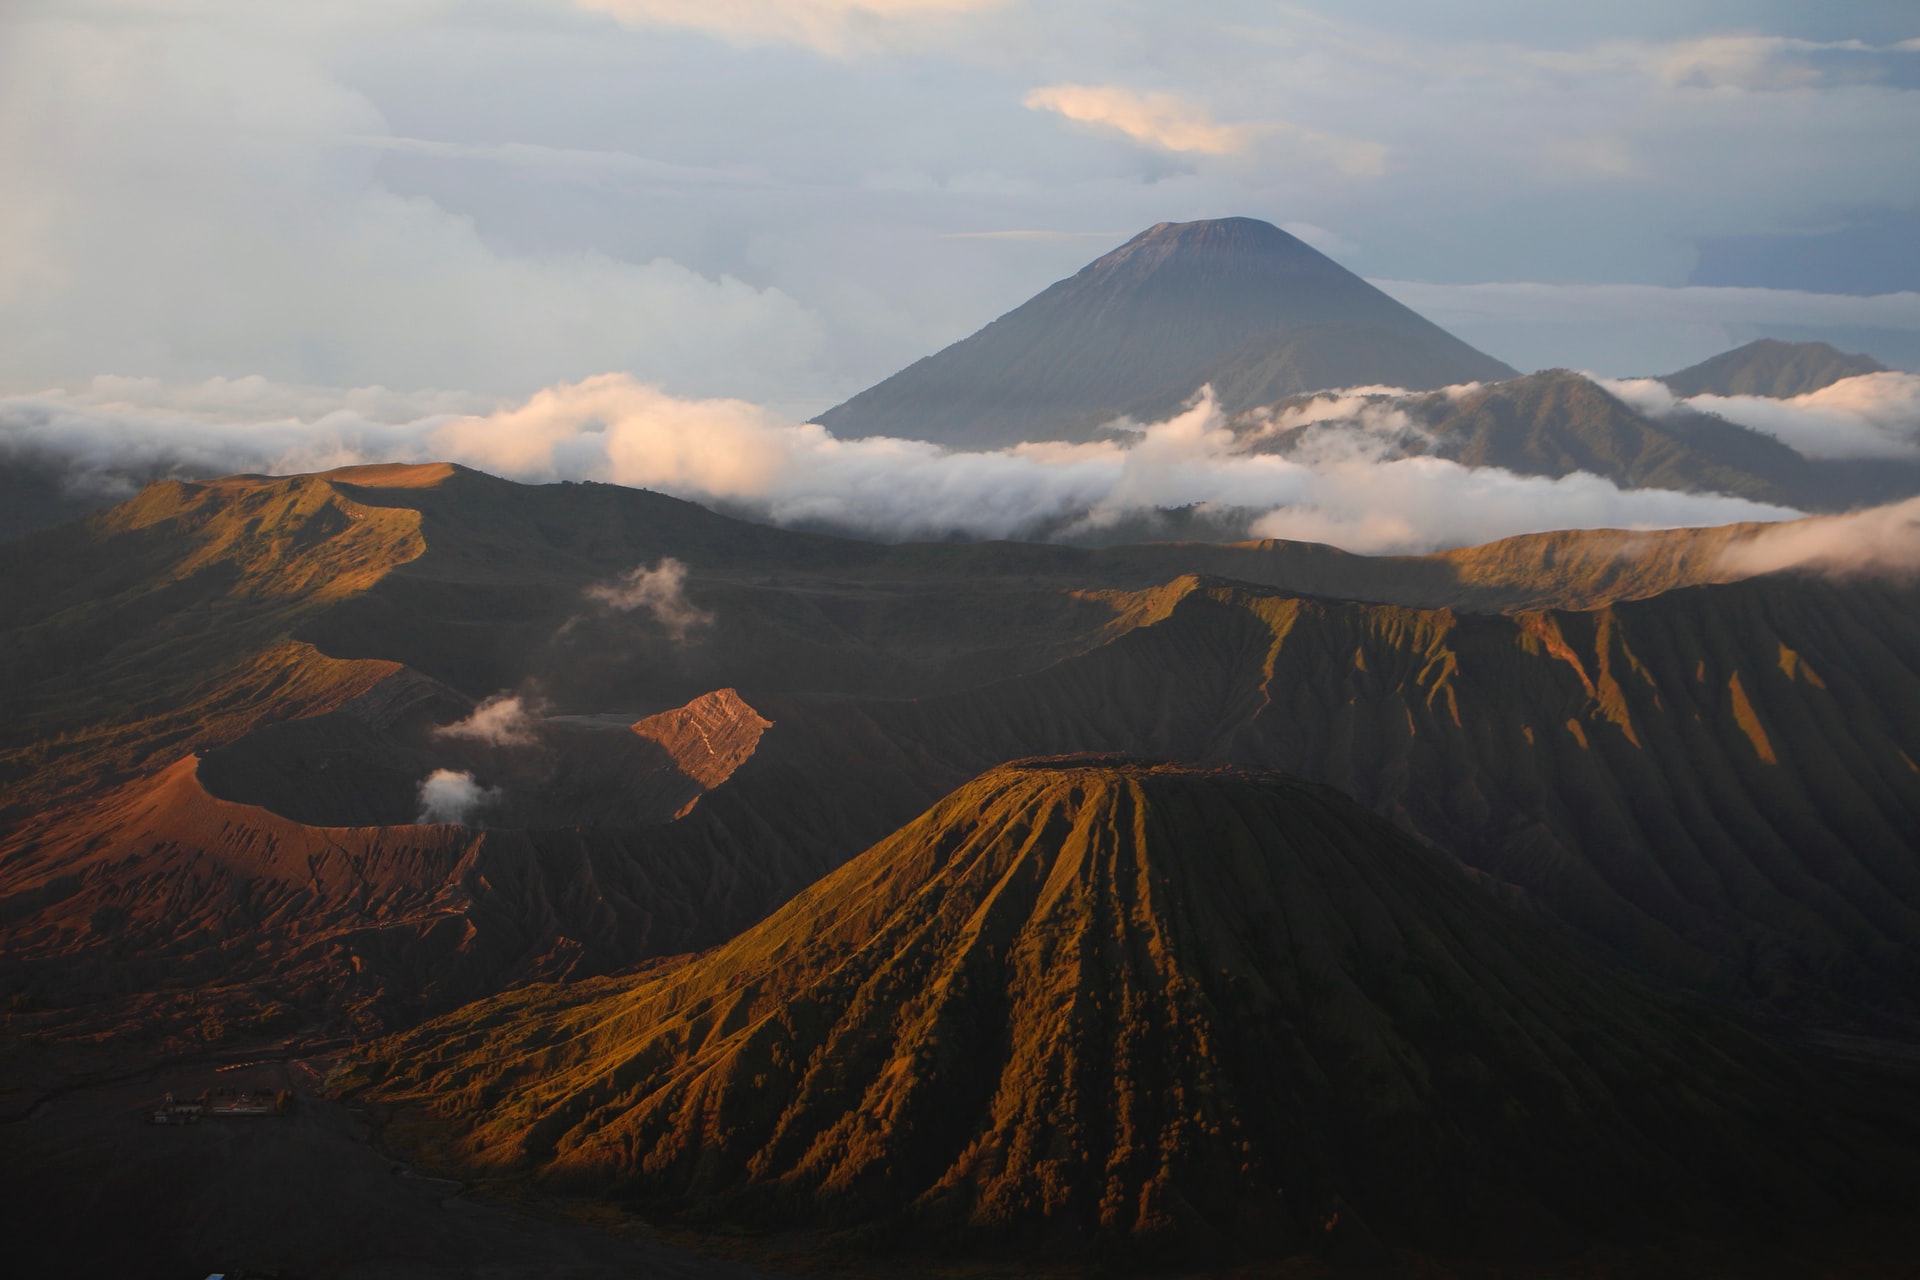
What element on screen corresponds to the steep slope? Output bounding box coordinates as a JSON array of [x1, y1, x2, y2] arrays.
[[7, 464, 1915, 1083], [350, 760, 1914, 1259], [0, 682, 873, 1056], [1662, 339, 1889, 399], [752, 574, 1920, 1022], [812, 218, 1516, 447], [1418, 370, 1798, 502]]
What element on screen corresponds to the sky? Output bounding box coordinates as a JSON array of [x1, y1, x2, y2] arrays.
[[2, 0, 1918, 420]]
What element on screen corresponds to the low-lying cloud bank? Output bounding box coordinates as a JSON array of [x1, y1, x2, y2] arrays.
[[1718, 497, 1920, 579], [0, 372, 1811, 555], [1601, 371, 1920, 460]]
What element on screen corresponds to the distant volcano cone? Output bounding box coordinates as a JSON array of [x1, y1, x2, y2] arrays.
[[352, 758, 1894, 1258], [812, 217, 1516, 447]]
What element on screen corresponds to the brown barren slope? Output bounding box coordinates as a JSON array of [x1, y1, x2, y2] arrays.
[[348, 760, 1918, 1262]]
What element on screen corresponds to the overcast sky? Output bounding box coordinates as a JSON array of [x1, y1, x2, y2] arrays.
[[3, 0, 1917, 415]]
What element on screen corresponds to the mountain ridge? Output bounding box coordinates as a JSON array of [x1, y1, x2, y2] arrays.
[[1661, 338, 1889, 399]]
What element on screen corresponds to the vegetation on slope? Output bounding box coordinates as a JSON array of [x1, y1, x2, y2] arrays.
[[1661, 339, 1888, 399]]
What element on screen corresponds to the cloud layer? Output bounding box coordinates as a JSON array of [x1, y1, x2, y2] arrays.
[[1718, 496, 1920, 578], [0, 373, 1802, 555], [1600, 371, 1920, 459]]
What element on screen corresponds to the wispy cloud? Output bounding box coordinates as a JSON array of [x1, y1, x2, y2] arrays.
[[1022, 84, 1260, 156], [432, 693, 543, 748], [575, 0, 1009, 55], [1527, 36, 1920, 93], [1718, 497, 1920, 579], [1020, 83, 1387, 175], [582, 558, 714, 642]]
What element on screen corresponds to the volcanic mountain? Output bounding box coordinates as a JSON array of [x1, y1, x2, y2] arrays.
[[349, 759, 1915, 1260], [5, 462, 1918, 1094], [812, 218, 1517, 448], [1660, 338, 1889, 399]]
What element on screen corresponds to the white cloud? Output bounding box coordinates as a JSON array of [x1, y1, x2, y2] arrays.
[[1022, 84, 1260, 156], [1599, 371, 1920, 459], [0, 373, 1800, 555], [0, 8, 826, 400], [583, 558, 715, 641], [1021, 83, 1388, 175], [575, 0, 1009, 54], [415, 768, 500, 826], [432, 694, 543, 748], [1718, 497, 1920, 579]]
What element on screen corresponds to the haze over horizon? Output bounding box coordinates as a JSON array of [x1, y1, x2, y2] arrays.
[[4, 0, 1919, 419]]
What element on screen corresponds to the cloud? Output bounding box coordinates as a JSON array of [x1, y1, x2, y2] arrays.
[[1022, 84, 1259, 156], [583, 558, 715, 641], [575, 0, 1008, 54], [1245, 457, 1791, 554], [0, 8, 826, 400], [345, 134, 773, 188], [1599, 371, 1920, 459], [1528, 36, 1920, 93], [0, 372, 1801, 556], [1717, 497, 1920, 578], [415, 769, 500, 826], [432, 694, 542, 748], [1020, 83, 1388, 175]]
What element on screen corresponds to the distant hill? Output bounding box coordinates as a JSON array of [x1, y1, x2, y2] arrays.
[[1240, 369, 1920, 513], [1660, 339, 1887, 399], [349, 759, 1914, 1257], [813, 218, 1516, 448]]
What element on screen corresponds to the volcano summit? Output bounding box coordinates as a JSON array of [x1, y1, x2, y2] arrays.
[[813, 218, 1517, 448]]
